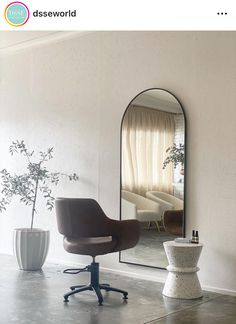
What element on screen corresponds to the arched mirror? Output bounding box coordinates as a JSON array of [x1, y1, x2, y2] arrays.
[[120, 88, 186, 269]]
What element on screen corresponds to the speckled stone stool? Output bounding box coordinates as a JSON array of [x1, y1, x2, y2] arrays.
[[162, 241, 203, 299]]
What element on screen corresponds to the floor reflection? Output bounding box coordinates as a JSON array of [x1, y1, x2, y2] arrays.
[[121, 229, 176, 269]]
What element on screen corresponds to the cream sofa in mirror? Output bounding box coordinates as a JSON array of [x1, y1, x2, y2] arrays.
[[146, 191, 183, 211], [146, 191, 184, 236], [121, 190, 162, 231], [120, 88, 186, 269]]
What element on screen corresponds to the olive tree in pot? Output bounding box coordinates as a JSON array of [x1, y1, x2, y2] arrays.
[[0, 140, 78, 271]]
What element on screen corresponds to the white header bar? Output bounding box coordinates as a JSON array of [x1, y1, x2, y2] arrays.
[[0, 0, 236, 30]]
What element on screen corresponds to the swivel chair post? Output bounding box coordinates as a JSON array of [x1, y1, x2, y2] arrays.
[[63, 258, 128, 305], [90, 261, 99, 287]]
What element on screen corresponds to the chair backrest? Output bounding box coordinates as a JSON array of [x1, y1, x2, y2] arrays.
[[163, 210, 183, 236], [146, 191, 183, 210], [121, 190, 160, 211], [55, 198, 109, 238]]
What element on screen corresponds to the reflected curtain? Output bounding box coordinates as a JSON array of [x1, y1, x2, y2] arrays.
[[122, 105, 175, 196]]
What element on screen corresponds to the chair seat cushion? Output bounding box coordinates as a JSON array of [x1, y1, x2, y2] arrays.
[[137, 210, 161, 222], [63, 236, 118, 257]]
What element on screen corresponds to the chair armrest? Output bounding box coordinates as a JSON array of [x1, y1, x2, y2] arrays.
[[147, 194, 174, 211], [108, 219, 140, 252], [121, 198, 137, 220]]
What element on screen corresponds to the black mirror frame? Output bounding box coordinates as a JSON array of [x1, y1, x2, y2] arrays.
[[119, 87, 187, 270]]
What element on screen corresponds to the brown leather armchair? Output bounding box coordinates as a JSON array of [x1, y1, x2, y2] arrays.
[[163, 209, 183, 236], [55, 198, 140, 305]]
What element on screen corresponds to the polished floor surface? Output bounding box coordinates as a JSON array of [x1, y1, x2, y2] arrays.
[[0, 255, 235, 324], [121, 229, 176, 268]]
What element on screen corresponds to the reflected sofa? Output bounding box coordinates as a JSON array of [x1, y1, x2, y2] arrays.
[[146, 191, 183, 235], [121, 190, 162, 231], [163, 209, 183, 236], [146, 191, 183, 212]]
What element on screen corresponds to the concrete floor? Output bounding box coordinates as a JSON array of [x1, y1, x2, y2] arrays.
[[0, 255, 235, 324]]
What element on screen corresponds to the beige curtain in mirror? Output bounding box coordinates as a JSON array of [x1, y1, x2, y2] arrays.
[[122, 105, 175, 196]]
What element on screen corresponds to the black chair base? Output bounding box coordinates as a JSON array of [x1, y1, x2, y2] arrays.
[[63, 260, 128, 305]]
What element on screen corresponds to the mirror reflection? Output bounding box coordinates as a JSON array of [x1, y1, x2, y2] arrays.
[[120, 89, 185, 269]]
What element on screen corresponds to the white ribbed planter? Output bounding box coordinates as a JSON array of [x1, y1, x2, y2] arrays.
[[13, 228, 50, 271]]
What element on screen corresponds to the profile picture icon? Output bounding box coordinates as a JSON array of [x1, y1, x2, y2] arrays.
[[4, 2, 30, 27]]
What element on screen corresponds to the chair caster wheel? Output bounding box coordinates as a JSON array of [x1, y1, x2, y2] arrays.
[[64, 298, 69, 303], [123, 294, 128, 300], [70, 287, 75, 291]]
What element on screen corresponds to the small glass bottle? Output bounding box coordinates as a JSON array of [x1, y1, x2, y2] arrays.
[[195, 231, 199, 244], [191, 230, 195, 243]]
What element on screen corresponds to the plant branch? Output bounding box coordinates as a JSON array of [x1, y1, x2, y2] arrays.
[[163, 143, 185, 170], [30, 172, 40, 231], [0, 140, 79, 229]]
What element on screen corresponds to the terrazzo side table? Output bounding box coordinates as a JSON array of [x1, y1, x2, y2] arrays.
[[162, 241, 203, 299]]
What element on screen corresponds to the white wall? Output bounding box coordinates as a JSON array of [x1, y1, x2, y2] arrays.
[[0, 31, 236, 295]]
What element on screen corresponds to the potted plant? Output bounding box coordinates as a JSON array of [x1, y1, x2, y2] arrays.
[[0, 140, 78, 271], [163, 143, 185, 174]]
